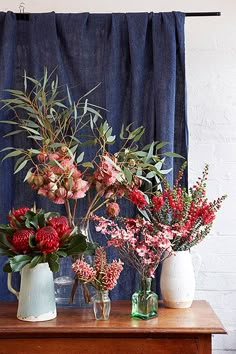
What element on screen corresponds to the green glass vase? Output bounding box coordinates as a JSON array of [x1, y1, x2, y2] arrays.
[[132, 277, 158, 320]]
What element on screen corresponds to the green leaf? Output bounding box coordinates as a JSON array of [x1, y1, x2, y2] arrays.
[[9, 255, 31, 272], [29, 255, 43, 268], [27, 135, 43, 141], [47, 253, 59, 272], [14, 155, 26, 171], [23, 168, 33, 182], [27, 148, 41, 155], [119, 124, 125, 139], [106, 135, 116, 143], [23, 120, 40, 129], [124, 167, 133, 183], [3, 130, 24, 138], [3, 261, 12, 273], [81, 162, 94, 168], [80, 139, 97, 146], [0, 147, 16, 152], [0, 120, 18, 125], [14, 159, 28, 174], [133, 129, 145, 142], [20, 126, 40, 136], [164, 152, 185, 159], [155, 141, 169, 150], [66, 85, 72, 106], [2, 150, 23, 162], [146, 141, 154, 162], [146, 171, 156, 179], [76, 152, 84, 164], [29, 233, 37, 248], [64, 234, 87, 256], [0, 233, 13, 248], [44, 212, 60, 220], [56, 250, 67, 257]]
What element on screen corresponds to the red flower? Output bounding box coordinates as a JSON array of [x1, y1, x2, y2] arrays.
[[47, 216, 72, 238], [129, 187, 147, 209], [35, 226, 59, 254], [11, 228, 34, 254], [152, 195, 165, 211], [8, 207, 30, 228]]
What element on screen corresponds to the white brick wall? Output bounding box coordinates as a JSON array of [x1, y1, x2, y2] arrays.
[[1, 0, 236, 352]]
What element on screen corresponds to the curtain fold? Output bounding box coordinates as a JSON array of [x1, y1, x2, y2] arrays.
[[0, 11, 187, 301]]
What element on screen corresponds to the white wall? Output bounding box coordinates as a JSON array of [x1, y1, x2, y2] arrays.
[[1, 1, 236, 353]]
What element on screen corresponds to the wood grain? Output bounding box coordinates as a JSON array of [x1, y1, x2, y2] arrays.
[[0, 300, 226, 337], [0, 301, 226, 354]]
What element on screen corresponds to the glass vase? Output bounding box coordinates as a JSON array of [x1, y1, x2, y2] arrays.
[[93, 290, 111, 320], [132, 277, 158, 320]]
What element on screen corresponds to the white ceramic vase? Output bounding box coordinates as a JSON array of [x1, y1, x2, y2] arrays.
[[8, 263, 57, 321], [160, 250, 201, 308]]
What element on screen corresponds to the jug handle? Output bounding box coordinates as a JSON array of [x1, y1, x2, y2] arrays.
[[190, 249, 202, 277], [7, 273, 19, 299]]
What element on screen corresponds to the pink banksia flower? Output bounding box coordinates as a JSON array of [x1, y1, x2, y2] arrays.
[[72, 258, 96, 283], [94, 246, 107, 274], [102, 259, 124, 290]]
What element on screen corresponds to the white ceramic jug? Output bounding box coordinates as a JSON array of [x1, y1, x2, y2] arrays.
[[8, 262, 57, 321], [160, 250, 201, 308]]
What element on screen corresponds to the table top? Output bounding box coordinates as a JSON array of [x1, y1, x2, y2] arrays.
[[0, 300, 226, 338]]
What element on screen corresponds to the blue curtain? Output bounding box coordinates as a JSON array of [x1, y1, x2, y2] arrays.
[[0, 11, 187, 301]]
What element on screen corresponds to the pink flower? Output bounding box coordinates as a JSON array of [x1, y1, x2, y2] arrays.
[[72, 178, 89, 199], [72, 258, 96, 283], [106, 202, 120, 217], [94, 246, 107, 274], [101, 259, 124, 290], [94, 157, 119, 186]]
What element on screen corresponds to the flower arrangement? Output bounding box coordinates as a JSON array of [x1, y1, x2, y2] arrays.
[[72, 246, 123, 291], [0, 69, 180, 304], [0, 69, 178, 231], [93, 216, 173, 278], [143, 164, 227, 251], [0, 206, 87, 272]]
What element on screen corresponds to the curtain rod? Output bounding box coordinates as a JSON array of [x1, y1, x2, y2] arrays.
[[185, 12, 221, 17], [15, 11, 221, 21]]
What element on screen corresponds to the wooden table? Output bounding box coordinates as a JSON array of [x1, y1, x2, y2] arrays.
[[0, 300, 226, 354]]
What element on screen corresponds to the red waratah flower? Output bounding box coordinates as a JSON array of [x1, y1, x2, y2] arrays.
[[129, 187, 147, 209], [8, 207, 30, 227], [47, 216, 72, 238], [106, 202, 120, 217], [11, 228, 34, 254], [35, 226, 60, 254]]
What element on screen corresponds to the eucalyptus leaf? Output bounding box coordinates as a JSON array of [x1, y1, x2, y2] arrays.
[[2, 150, 23, 162], [3, 130, 24, 138], [0, 120, 18, 125], [76, 152, 84, 164], [14, 159, 28, 174]]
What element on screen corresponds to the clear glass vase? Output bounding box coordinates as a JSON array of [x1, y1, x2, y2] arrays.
[[132, 277, 158, 320], [93, 290, 111, 320]]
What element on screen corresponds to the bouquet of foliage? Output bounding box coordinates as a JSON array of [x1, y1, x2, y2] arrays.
[[143, 164, 227, 251], [0, 69, 178, 230], [93, 216, 173, 279], [72, 246, 123, 291], [0, 206, 87, 272]]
